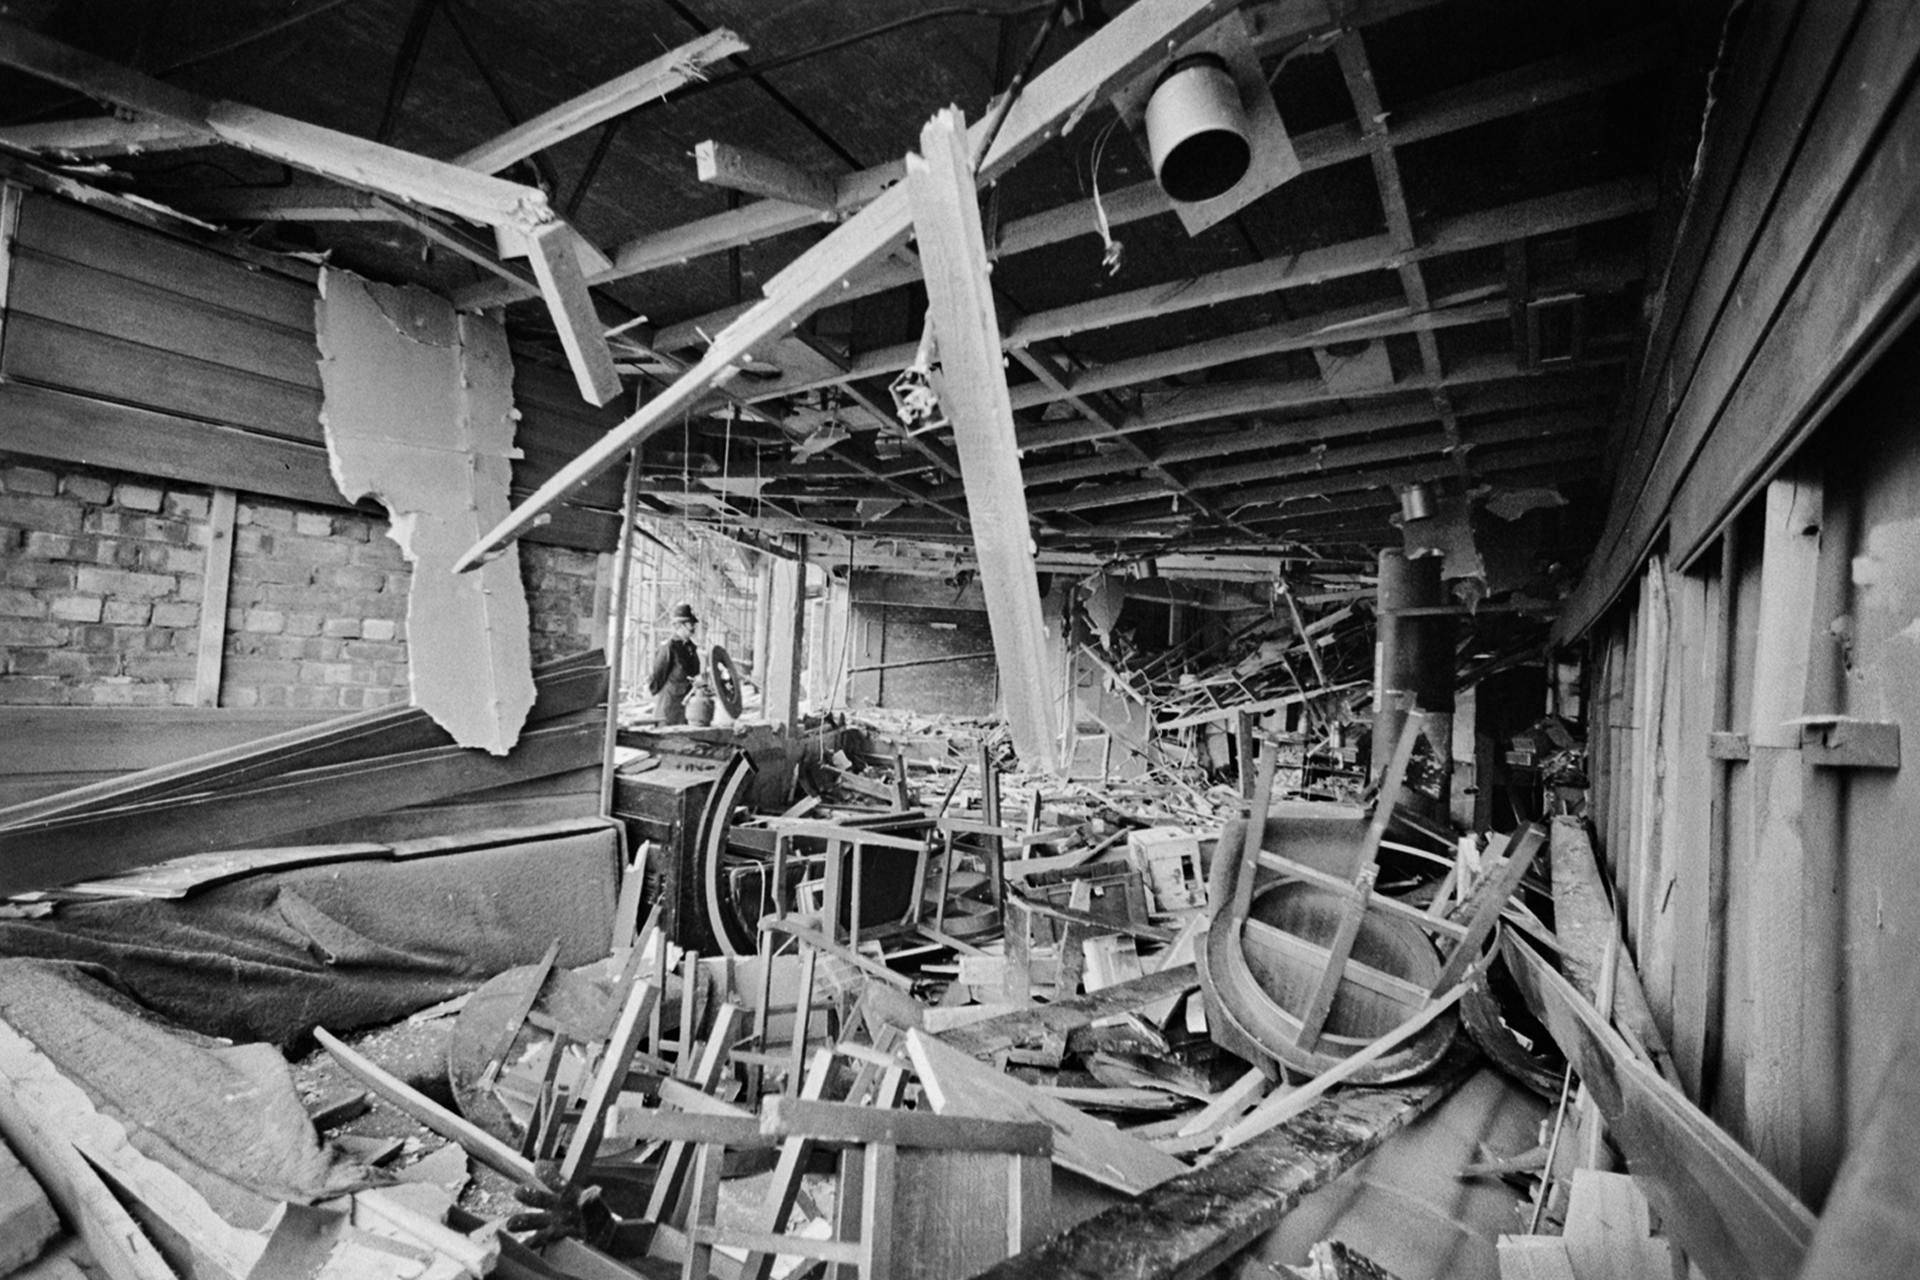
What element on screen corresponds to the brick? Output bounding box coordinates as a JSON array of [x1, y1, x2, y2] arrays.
[[242, 609, 286, 634], [169, 681, 199, 706], [74, 567, 176, 598], [256, 685, 289, 707], [3, 466, 57, 496], [151, 601, 200, 628], [333, 516, 373, 543], [359, 618, 396, 641], [74, 625, 114, 652], [85, 679, 169, 706], [320, 564, 389, 593], [0, 495, 83, 533], [341, 639, 407, 663], [136, 515, 192, 546], [225, 657, 300, 684], [363, 687, 403, 708], [60, 474, 113, 504], [303, 660, 355, 684], [224, 686, 260, 707], [322, 617, 362, 639], [115, 484, 164, 512], [164, 491, 211, 520], [277, 535, 349, 565], [0, 678, 67, 705], [9, 649, 104, 678], [237, 529, 274, 555], [102, 599, 152, 625], [350, 540, 405, 568], [92, 539, 142, 568], [287, 685, 341, 709], [123, 653, 198, 680], [238, 503, 294, 532], [6, 562, 76, 591], [284, 612, 323, 637], [235, 557, 318, 587], [139, 544, 204, 575], [49, 596, 104, 623], [0, 590, 46, 619], [175, 574, 205, 603], [294, 512, 332, 537], [384, 573, 410, 594]]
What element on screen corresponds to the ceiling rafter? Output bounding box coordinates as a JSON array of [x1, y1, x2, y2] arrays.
[[708, 177, 1652, 407], [1334, 29, 1470, 484], [450, 19, 1659, 311]]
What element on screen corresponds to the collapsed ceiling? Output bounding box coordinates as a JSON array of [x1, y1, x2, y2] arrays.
[[0, 0, 1684, 599]]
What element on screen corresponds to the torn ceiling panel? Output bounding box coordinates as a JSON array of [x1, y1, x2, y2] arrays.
[[314, 269, 535, 754]]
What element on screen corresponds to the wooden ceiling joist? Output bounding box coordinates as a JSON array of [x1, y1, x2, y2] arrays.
[[735, 183, 1651, 407], [455, 27, 1659, 316], [451, 29, 745, 174], [1016, 348, 1627, 452]]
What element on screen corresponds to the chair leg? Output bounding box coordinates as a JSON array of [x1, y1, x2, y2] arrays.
[[856, 1142, 897, 1279], [679, 1142, 724, 1280]]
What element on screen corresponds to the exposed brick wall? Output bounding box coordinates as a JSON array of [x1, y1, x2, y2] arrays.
[[0, 457, 604, 709]]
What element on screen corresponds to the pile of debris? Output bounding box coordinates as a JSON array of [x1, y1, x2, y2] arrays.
[[0, 692, 1771, 1280]]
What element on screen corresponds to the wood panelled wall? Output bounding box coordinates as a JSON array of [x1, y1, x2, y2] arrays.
[[0, 188, 625, 551], [1562, 0, 1920, 636], [1584, 321, 1920, 1213]]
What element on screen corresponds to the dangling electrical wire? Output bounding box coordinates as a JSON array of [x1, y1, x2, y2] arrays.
[[1089, 114, 1126, 276]]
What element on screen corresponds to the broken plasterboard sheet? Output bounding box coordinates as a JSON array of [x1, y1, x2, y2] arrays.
[[315, 268, 535, 754]]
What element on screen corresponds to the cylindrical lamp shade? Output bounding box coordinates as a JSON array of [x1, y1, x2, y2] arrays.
[[1145, 54, 1252, 204]]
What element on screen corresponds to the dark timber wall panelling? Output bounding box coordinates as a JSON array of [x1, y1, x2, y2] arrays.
[[0, 192, 621, 552]]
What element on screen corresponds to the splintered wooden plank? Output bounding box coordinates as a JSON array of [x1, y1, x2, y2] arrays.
[[453, 30, 745, 174], [1502, 934, 1814, 1280], [0, 1017, 252, 1280], [905, 1029, 1184, 1196], [0, 714, 602, 894], [315, 1027, 541, 1188], [904, 106, 1060, 772], [0, 1132, 59, 1276], [526, 222, 621, 406], [936, 963, 1200, 1060], [450, 0, 1237, 568], [970, 1045, 1478, 1280], [1546, 816, 1677, 1084]]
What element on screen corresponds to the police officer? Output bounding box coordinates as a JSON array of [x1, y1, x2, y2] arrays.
[[646, 603, 701, 724]]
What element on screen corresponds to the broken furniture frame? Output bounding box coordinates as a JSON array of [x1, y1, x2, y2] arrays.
[[1201, 712, 1546, 1083], [677, 1076, 1051, 1280]]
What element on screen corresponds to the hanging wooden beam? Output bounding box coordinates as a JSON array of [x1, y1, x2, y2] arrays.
[[452, 0, 1242, 570], [452, 29, 744, 174], [0, 20, 550, 229], [527, 221, 622, 405], [907, 107, 1061, 773]]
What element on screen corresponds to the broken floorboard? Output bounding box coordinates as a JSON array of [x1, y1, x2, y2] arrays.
[[970, 1043, 1478, 1280]]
